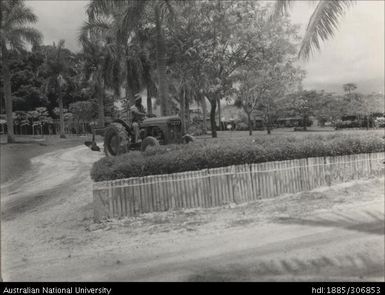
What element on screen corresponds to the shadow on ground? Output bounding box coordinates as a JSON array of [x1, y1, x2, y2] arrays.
[[274, 210, 384, 236], [186, 253, 384, 281]]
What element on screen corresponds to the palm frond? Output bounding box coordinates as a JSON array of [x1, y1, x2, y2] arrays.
[[9, 26, 42, 46], [121, 0, 147, 33], [6, 34, 25, 53], [271, 0, 293, 19], [3, 4, 38, 29], [51, 39, 66, 65], [161, 0, 177, 28], [87, 0, 120, 19], [79, 18, 113, 42], [299, 0, 355, 59]]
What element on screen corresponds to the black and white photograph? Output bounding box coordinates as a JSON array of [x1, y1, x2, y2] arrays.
[[0, 0, 384, 284]]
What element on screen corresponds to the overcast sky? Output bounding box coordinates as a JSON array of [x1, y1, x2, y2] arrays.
[[27, 0, 384, 94]]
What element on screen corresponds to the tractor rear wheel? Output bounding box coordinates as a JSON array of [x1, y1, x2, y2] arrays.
[[141, 136, 159, 152], [104, 122, 130, 157]]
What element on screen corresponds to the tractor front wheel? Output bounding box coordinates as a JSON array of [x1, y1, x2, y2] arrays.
[[104, 122, 130, 157], [182, 134, 194, 144]]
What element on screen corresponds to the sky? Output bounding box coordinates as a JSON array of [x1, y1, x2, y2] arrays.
[[27, 0, 384, 95]]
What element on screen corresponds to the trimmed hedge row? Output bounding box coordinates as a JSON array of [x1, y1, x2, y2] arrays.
[[91, 133, 385, 182]]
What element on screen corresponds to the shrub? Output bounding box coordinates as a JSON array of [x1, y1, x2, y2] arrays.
[[187, 124, 205, 136], [236, 122, 249, 130], [91, 133, 385, 182]]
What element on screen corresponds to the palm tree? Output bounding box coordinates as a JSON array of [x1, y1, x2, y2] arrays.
[[80, 11, 143, 124], [0, 0, 42, 143], [79, 24, 118, 128], [82, 6, 158, 115], [88, 0, 175, 116], [273, 0, 355, 59], [43, 40, 71, 138]]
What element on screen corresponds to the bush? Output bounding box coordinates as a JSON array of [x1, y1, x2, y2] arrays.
[[187, 124, 205, 136], [335, 119, 376, 129], [236, 122, 249, 130], [91, 133, 385, 182]]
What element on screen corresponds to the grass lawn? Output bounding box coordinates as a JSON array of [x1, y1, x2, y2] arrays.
[[196, 128, 384, 141], [0, 134, 100, 183]]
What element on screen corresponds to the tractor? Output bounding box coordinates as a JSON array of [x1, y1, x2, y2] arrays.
[[86, 115, 194, 156]]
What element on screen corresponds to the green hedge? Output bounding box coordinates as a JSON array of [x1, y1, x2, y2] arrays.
[[91, 133, 385, 182]]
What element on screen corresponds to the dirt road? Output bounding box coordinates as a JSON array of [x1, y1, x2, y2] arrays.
[[1, 144, 384, 281]]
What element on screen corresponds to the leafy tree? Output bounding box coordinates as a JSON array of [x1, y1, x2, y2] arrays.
[[235, 56, 304, 135], [0, 0, 42, 142], [281, 90, 320, 131], [341, 84, 368, 119], [183, 1, 303, 137], [343, 83, 357, 95], [168, 1, 261, 137], [308, 91, 343, 125], [5, 50, 48, 111]]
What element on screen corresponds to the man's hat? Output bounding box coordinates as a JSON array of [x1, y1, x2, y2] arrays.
[[134, 93, 142, 101]]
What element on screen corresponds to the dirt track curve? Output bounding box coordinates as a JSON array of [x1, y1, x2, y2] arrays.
[[1, 144, 384, 281]]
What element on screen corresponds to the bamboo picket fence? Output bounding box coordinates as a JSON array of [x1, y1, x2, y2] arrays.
[[93, 152, 384, 220]]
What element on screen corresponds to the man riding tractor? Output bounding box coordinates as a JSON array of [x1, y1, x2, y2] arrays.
[[85, 93, 195, 156], [130, 93, 146, 143]]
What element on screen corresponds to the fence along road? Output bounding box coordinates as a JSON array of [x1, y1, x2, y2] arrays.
[[93, 152, 384, 220]]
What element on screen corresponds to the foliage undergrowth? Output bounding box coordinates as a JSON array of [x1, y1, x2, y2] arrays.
[[91, 133, 384, 182]]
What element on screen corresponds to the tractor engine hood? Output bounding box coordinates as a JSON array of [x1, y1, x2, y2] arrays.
[[141, 115, 181, 127]]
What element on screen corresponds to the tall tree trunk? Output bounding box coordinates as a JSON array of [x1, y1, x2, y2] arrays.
[[185, 90, 190, 132], [303, 115, 308, 131], [217, 97, 222, 131], [267, 121, 271, 134], [144, 65, 156, 115], [2, 59, 15, 143], [58, 93, 66, 138], [146, 77, 158, 115], [125, 84, 135, 106], [247, 112, 252, 136], [146, 90, 153, 115], [201, 94, 207, 134], [97, 74, 105, 128], [209, 98, 217, 138], [266, 102, 271, 135], [155, 3, 169, 116], [180, 88, 186, 134], [125, 59, 138, 107]]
